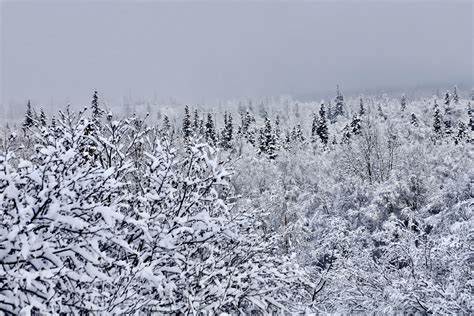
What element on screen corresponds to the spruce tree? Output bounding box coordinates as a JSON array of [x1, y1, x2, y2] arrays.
[[444, 99, 453, 135], [226, 112, 233, 145], [400, 94, 407, 111], [443, 91, 451, 106], [193, 109, 200, 132], [39, 108, 47, 127], [291, 124, 305, 143], [359, 98, 366, 116], [220, 112, 233, 149], [468, 102, 474, 131], [199, 118, 205, 136], [452, 85, 459, 104], [410, 113, 419, 127], [274, 115, 281, 144], [334, 85, 345, 119], [295, 123, 305, 143], [242, 110, 255, 143], [341, 124, 352, 144], [205, 113, 217, 145], [91, 90, 103, 125], [84, 91, 103, 136], [350, 114, 361, 135], [433, 101, 443, 137], [327, 100, 334, 122], [377, 103, 387, 120], [444, 118, 453, 136], [22, 100, 34, 130], [455, 122, 468, 145], [182, 105, 192, 142], [311, 112, 318, 143], [259, 117, 277, 159], [284, 130, 291, 149], [317, 102, 328, 146], [162, 115, 171, 135]]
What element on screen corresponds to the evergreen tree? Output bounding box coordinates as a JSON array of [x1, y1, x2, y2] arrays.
[[454, 122, 468, 145], [377, 103, 387, 120], [50, 115, 58, 137], [39, 108, 47, 127], [350, 114, 362, 135], [444, 99, 453, 135], [311, 112, 318, 143], [333, 85, 345, 119], [274, 115, 281, 144], [91, 90, 103, 125], [316, 102, 328, 146], [291, 124, 305, 143], [284, 130, 291, 149], [296, 123, 305, 143], [410, 113, 419, 127], [22, 100, 34, 130], [444, 118, 453, 136], [443, 91, 451, 106], [162, 115, 171, 135], [226, 112, 233, 145], [400, 94, 407, 111], [193, 109, 200, 131], [241, 110, 255, 143], [84, 91, 103, 136], [259, 117, 277, 159], [359, 98, 366, 116], [452, 85, 459, 104], [182, 105, 192, 142], [341, 124, 352, 144], [468, 102, 474, 131], [199, 118, 205, 136], [433, 101, 443, 137], [241, 110, 251, 135], [327, 100, 333, 122], [205, 113, 217, 145], [220, 112, 233, 149]]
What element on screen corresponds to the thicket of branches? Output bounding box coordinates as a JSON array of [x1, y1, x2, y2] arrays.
[[1, 86, 473, 314]]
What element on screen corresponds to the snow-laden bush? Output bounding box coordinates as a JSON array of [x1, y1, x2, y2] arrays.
[[0, 108, 312, 314]]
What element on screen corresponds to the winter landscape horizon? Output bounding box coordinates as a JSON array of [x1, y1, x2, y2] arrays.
[[1, 0, 473, 314]]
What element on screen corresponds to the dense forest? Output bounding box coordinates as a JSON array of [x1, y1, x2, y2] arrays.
[[1, 86, 473, 314]]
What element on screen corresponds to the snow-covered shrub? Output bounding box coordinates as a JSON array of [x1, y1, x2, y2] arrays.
[[0, 107, 312, 314]]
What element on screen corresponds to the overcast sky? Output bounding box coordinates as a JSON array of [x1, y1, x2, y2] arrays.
[[1, 0, 472, 108]]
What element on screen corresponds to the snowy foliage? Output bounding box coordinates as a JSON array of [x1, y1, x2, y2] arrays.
[[1, 86, 473, 314]]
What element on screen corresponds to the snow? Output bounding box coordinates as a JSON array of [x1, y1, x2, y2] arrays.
[[0, 90, 472, 314]]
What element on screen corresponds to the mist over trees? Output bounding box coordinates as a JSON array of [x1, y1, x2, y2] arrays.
[[1, 86, 473, 314]]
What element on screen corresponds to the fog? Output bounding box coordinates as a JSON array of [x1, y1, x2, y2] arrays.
[[1, 0, 472, 110]]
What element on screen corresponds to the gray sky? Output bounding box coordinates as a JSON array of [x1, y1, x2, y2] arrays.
[[1, 0, 472, 108]]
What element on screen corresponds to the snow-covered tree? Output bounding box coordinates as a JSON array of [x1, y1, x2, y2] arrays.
[[400, 94, 407, 111], [205, 113, 217, 145], [333, 85, 345, 119], [22, 100, 34, 131], [316, 102, 328, 146], [452, 85, 459, 104], [258, 116, 277, 159], [359, 97, 366, 116], [433, 101, 443, 138], [182, 105, 193, 142]]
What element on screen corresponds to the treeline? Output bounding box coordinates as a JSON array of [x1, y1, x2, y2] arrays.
[[1, 86, 473, 314]]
